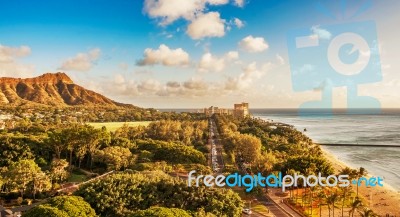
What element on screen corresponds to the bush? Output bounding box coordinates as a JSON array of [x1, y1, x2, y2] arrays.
[[131, 163, 154, 171], [17, 197, 23, 205], [35, 157, 48, 167], [23, 205, 69, 217], [130, 207, 191, 217], [1, 192, 20, 201], [22, 199, 32, 205], [184, 164, 212, 174], [24, 196, 96, 217], [52, 183, 61, 190]]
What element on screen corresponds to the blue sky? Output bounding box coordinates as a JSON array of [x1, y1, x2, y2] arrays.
[[0, 0, 399, 108]]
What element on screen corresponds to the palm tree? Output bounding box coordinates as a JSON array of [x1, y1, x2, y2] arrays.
[[316, 189, 325, 217], [349, 198, 362, 217], [358, 208, 376, 217], [305, 166, 317, 216], [295, 170, 302, 204], [340, 186, 351, 217], [339, 167, 355, 217], [355, 167, 367, 198], [286, 169, 296, 200], [326, 191, 340, 217], [308, 186, 316, 216]]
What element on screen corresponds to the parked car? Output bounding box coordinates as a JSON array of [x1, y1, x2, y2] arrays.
[[242, 209, 252, 215]]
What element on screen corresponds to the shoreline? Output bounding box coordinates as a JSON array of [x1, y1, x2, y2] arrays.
[[320, 146, 400, 215], [320, 146, 399, 193]]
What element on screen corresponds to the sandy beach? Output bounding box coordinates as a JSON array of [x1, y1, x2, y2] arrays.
[[321, 147, 400, 216]]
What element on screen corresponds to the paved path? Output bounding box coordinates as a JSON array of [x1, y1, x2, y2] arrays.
[[3, 170, 116, 215], [57, 170, 115, 193]]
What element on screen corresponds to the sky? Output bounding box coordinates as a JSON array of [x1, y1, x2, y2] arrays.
[[0, 0, 399, 108]]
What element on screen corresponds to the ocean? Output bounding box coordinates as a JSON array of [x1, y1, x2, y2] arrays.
[[251, 108, 400, 191]]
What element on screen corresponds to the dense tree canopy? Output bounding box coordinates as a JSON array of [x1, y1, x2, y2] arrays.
[[93, 146, 133, 170], [75, 171, 243, 217], [46, 196, 96, 217], [129, 207, 191, 217], [214, 114, 332, 176], [23, 196, 96, 217], [0, 136, 35, 167], [278, 155, 334, 176], [136, 140, 206, 165], [23, 205, 70, 217], [235, 133, 262, 164], [7, 159, 45, 198]]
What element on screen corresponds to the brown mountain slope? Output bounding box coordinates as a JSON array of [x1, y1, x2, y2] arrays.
[[0, 72, 132, 107]]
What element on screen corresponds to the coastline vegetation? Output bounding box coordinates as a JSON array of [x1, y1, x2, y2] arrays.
[[0, 106, 381, 216], [214, 114, 378, 216]]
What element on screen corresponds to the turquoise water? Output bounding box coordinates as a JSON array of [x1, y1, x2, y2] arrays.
[[252, 109, 400, 191]]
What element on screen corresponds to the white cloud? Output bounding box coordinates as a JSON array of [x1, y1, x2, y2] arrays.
[[59, 48, 101, 72], [198, 50, 241, 72], [239, 35, 269, 53], [138, 44, 190, 67], [183, 78, 208, 90], [0, 44, 34, 77], [157, 81, 182, 97], [143, 0, 230, 26], [119, 62, 128, 71], [155, 77, 212, 97], [83, 73, 139, 97], [166, 81, 181, 89], [114, 74, 125, 85], [144, 0, 242, 40], [225, 51, 239, 60], [233, 18, 245, 28], [207, 0, 229, 5], [0, 44, 31, 62], [198, 52, 225, 72], [242, 62, 264, 80], [143, 0, 204, 25], [137, 79, 162, 93], [187, 12, 225, 39], [311, 25, 332, 40], [234, 0, 245, 7], [225, 62, 265, 90], [276, 54, 285, 65], [88, 48, 101, 60]]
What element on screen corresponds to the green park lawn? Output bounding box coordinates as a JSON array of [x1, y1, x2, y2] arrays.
[[67, 170, 88, 182]]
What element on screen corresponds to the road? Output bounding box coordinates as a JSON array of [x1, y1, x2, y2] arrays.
[[210, 118, 303, 217], [264, 188, 303, 217], [251, 193, 295, 217], [243, 211, 268, 217], [209, 118, 224, 174]]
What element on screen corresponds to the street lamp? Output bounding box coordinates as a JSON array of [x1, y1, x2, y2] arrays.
[[249, 200, 251, 217]]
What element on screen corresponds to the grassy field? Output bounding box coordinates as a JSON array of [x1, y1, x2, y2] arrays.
[[67, 170, 88, 182], [88, 121, 152, 131]]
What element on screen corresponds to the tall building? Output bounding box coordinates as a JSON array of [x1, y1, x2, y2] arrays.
[[233, 102, 249, 118], [203, 106, 232, 116], [203, 102, 249, 118]]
